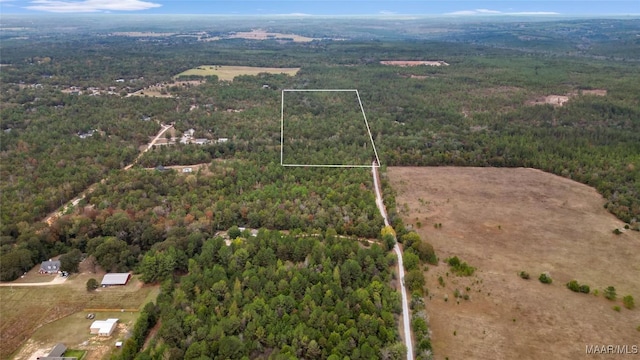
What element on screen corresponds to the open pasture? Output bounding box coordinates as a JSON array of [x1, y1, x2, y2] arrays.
[[388, 166, 639, 360], [174, 65, 300, 81]]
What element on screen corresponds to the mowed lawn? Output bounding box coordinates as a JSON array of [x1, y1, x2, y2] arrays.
[[0, 273, 158, 359], [174, 65, 300, 81]]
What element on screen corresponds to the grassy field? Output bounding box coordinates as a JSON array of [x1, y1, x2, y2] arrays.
[[1, 266, 158, 359], [174, 65, 300, 81], [388, 167, 640, 360]]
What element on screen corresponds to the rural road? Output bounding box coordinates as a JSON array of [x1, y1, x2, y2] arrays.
[[124, 123, 173, 170], [372, 162, 414, 359], [44, 124, 173, 225], [0, 275, 67, 287]]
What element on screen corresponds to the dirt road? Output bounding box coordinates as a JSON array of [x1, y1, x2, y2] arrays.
[[44, 124, 172, 225], [124, 124, 172, 170], [0, 276, 67, 287], [372, 162, 414, 359]]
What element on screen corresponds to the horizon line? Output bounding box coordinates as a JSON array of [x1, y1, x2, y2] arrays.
[[2, 12, 640, 17]]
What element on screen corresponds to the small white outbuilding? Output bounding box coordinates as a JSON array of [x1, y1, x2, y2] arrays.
[[90, 318, 118, 336]]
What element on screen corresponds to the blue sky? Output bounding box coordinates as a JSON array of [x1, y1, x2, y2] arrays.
[[0, 0, 638, 15]]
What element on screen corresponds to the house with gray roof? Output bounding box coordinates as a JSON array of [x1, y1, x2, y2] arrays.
[[39, 260, 61, 274], [37, 343, 77, 360]]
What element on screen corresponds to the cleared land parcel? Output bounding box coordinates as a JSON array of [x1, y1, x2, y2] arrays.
[[388, 167, 639, 360], [174, 65, 300, 81]]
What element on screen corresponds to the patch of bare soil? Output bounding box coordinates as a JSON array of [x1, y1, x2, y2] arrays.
[[381, 60, 449, 67], [388, 167, 639, 360], [12, 339, 48, 360], [527, 89, 607, 107]]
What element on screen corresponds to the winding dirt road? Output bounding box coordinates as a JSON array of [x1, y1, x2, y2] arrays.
[[372, 162, 414, 359]]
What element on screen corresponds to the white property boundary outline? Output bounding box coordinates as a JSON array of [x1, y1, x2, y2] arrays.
[[280, 89, 381, 168]]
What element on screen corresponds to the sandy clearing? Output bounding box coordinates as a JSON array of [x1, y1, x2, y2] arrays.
[[388, 166, 639, 360], [527, 89, 607, 107], [381, 60, 449, 67]]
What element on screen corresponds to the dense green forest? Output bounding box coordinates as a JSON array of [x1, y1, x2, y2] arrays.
[[133, 231, 405, 359], [1, 16, 639, 359]]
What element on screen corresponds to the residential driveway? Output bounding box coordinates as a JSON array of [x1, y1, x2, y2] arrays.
[[0, 275, 68, 287]]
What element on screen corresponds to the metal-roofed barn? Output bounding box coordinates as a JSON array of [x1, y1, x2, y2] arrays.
[[100, 273, 131, 287], [90, 318, 119, 336]]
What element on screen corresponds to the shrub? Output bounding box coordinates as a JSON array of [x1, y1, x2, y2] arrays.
[[446, 256, 475, 276], [623, 295, 635, 310], [612, 228, 622, 235], [538, 273, 552, 284], [411, 239, 437, 265], [403, 252, 420, 271], [404, 269, 426, 293], [604, 286, 617, 300], [86, 278, 99, 291], [519, 271, 530, 280], [438, 276, 445, 287], [566, 280, 580, 292], [613, 305, 621, 312], [566, 280, 590, 293], [447, 256, 460, 268]]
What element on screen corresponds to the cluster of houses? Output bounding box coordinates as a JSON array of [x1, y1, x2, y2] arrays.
[[64, 86, 119, 96], [180, 128, 210, 145], [154, 128, 229, 147]]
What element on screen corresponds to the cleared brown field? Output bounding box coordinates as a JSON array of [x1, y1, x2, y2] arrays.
[[388, 167, 639, 360]]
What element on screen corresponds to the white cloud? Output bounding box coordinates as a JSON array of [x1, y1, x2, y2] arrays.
[[25, 0, 161, 13], [379, 10, 396, 15], [447, 9, 559, 16], [474, 9, 502, 14]]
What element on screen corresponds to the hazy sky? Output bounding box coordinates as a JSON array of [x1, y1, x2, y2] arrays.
[[1, 0, 638, 16]]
